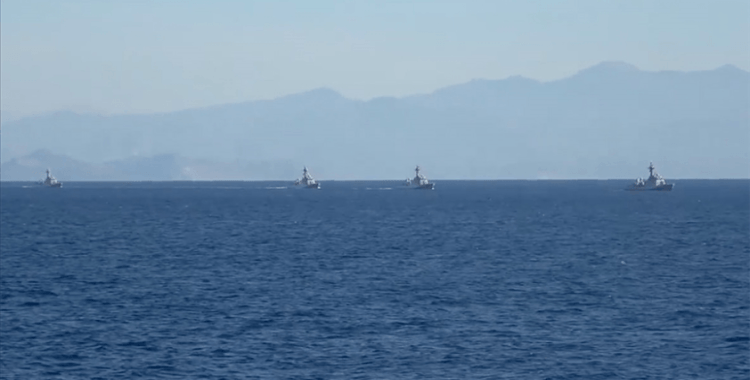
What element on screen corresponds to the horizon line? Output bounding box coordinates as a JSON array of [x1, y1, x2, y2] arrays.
[[2, 178, 748, 183]]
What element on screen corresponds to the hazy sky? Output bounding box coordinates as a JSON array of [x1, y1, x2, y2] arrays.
[[2, 0, 749, 118]]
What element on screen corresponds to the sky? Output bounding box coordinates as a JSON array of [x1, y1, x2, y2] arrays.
[[2, 0, 749, 119]]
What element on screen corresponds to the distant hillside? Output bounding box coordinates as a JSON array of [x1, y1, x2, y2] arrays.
[[2, 62, 748, 179]]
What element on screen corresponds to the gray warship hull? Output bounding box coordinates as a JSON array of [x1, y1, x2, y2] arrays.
[[41, 169, 62, 188], [414, 183, 434, 190], [295, 167, 320, 189], [406, 165, 435, 190], [626, 183, 673, 191], [627, 163, 674, 191]]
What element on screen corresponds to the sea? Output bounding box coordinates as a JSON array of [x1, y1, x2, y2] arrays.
[[1, 180, 748, 379]]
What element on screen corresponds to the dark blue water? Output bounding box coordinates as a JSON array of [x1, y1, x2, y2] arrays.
[[1, 180, 748, 379]]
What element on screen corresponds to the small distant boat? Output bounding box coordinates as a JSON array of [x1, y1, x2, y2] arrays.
[[404, 165, 435, 190], [41, 169, 62, 188], [627, 162, 674, 191], [294, 166, 320, 189]]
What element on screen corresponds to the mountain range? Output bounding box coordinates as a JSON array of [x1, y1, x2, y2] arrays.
[[2, 61, 748, 180]]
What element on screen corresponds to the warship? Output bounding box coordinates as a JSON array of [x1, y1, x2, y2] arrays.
[[404, 165, 435, 190], [627, 162, 674, 191], [294, 166, 320, 189], [41, 169, 62, 188]]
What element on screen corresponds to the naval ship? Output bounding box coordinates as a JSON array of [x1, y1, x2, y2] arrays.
[[294, 166, 320, 189], [627, 162, 674, 191], [404, 165, 435, 190], [41, 169, 62, 188]]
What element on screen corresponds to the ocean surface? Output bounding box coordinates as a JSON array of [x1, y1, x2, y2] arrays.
[[1, 180, 748, 379]]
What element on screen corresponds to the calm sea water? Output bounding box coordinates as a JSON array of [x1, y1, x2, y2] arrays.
[[1, 180, 748, 379]]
